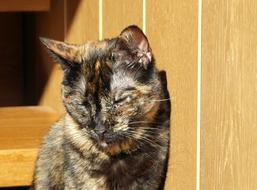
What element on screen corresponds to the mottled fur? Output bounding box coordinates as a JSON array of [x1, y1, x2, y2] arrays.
[[32, 25, 170, 190]]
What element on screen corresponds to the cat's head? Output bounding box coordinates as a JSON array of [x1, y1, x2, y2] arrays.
[[41, 25, 169, 155]]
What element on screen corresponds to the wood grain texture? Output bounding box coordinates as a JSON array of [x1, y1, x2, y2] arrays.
[[0, 13, 23, 106], [0, 106, 58, 187], [147, 0, 198, 189], [201, 0, 257, 189], [102, 0, 142, 38], [0, 149, 38, 187], [0, 106, 58, 149], [66, 0, 99, 43], [0, 0, 50, 12]]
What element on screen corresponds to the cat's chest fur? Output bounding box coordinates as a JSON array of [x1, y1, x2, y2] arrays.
[[63, 130, 160, 190]]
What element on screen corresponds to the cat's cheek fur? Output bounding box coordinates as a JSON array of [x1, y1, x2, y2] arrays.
[[143, 101, 160, 121]]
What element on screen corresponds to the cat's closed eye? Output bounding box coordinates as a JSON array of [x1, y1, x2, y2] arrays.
[[113, 95, 132, 104], [112, 88, 136, 105], [110, 52, 116, 62]]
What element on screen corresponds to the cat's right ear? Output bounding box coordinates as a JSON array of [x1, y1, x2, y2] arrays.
[[40, 37, 83, 67]]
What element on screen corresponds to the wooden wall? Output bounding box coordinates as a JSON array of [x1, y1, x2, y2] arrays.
[[201, 0, 257, 189], [102, 0, 143, 38], [147, 1, 198, 189]]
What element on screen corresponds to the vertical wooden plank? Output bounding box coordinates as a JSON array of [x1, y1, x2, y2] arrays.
[[147, 0, 198, 190], [201, 0, 257, 189], [103, 0, 142, 38], [66, 0, 99, 43]]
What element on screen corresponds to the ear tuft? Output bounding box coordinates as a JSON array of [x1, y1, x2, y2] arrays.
[[39, 37, 82, 64], [120, 25, 152, 69]]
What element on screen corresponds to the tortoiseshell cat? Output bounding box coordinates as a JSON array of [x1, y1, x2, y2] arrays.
[[32, 25, 170, 190]]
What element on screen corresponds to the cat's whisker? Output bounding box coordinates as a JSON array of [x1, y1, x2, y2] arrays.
[[124, 130, 162, 150], [149, 98, 170, 102], [127, 129, 165, 151], [142, 138, 163, 149], [136, 138, 162, 152], [135, 129, 161, 135], [129, 128, 162, 134], [128, 131, 160, 143], [128, 121, 163, 125], [132, 125, 164, 129]]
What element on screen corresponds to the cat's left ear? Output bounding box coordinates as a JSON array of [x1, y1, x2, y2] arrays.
[[120, 25, 152, 69], [40, 37, 82, 64]]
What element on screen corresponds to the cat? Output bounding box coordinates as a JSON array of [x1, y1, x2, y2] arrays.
[[32, 25, 170, 190]]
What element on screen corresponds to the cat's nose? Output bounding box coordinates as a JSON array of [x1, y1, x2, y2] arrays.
[[94, 123, 107, 139]]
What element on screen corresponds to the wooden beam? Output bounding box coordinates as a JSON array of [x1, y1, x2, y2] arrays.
[[0, 0, 50, 12]]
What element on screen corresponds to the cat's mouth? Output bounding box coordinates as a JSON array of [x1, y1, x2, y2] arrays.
[[89, 129, 135, 155], [99, 141, 108, 148], [96, 137, 134, 156]]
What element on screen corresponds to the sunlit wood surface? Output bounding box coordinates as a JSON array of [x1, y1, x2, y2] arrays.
[[0, 106, 58, 187], [201, 0, 257, 189], [103, 0, 143, 38], [147, 1, 198, 189]]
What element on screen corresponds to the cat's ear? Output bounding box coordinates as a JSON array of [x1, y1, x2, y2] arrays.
[[40, 37, 83, 65], [120, 25, 152, 69]]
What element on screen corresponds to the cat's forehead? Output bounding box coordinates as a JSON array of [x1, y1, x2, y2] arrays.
[[110, 71, 136, 91]]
